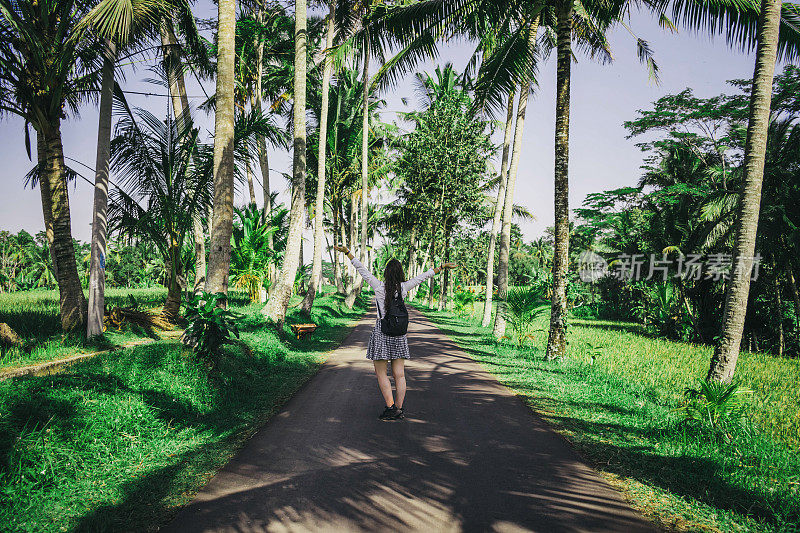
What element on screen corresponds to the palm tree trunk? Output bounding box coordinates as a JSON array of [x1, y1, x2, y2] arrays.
[[494, 17, 539, 339], [351, 29, 370, 306], [333, 204, 345, 293], [261, 147, 275, 288], [163, 240, 182, 320], [263, 0, 307, 326], [787, 265, 800, 338], [87, 39, 116, 338], [161, 24, 190, 116], [39, 120, 86, 332], [427, 237, 440, 308], [345, 190, 361, 307], [774, 271, 784, 356], [38, 137, 58, 283], [253, 11, 275, 288], [206, 0, 238, 298], [301, 1, 336, 313], [341, 212, 350, 286], [411, 241, 430, 301], [159, 23, 205, 295], [246, 163, 257, 205], [407, 224, 419, 279], [298, 236, 304, 292], [707, 0, 781, 382], [482, 90, 516, 327], [438, 224, 452, 311], [545, 2, 573, 360]]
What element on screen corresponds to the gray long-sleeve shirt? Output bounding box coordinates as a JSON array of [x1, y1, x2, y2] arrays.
[[350, 258, 436, 317]]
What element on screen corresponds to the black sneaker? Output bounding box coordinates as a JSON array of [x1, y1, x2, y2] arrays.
[[391, 407, 405, 420], [379, 405, 398, 420]]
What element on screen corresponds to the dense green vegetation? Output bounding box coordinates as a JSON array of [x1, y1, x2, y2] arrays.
[[0, 288, 211, 371], [418, 302, 800, 532], [0, 291, 368, 532], [2, 0, 800, 530]]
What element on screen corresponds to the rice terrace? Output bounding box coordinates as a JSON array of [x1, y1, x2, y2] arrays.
[[1, 0, 799, 531]]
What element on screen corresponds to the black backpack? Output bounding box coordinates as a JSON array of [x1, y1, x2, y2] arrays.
[[378, 291, 409, 337]]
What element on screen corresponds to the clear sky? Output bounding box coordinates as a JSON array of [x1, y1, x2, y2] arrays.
[[0, 3, 784, 256]]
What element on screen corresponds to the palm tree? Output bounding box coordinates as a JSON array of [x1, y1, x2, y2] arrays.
[[206, 0, 237, 297], [155, 8, 213, 296], [88, 39, 118, 337], [231, 204, 280, 302], [80, 0, 171, 336], [481, 90, 515, 327], [263, 0, 308, 326], [229, 6, 295, 290], [544, 0, 574, 360], [358, 18, 371, 304], [254, 6, 295, 288], [305, 66, 387, 296], [708, 0, 784, 381], [302, 0, 337, 313], [108, 106, 213, 320], [0, 0, 102, 332], [336, 0, 385, 308], [493, 16, 540, 339]]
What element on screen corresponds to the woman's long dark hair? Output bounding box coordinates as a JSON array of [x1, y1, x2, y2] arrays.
[[384, 258, 406, 310]]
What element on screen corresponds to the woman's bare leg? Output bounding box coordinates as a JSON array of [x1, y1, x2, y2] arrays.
[[373, 360, 395, 406], [391, 359, 406, 408]]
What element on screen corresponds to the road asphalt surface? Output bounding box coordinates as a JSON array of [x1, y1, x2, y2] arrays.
[[163, 306, 653, 533]]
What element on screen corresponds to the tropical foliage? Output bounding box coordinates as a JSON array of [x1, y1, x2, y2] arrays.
[[572, 66, 800, 356]]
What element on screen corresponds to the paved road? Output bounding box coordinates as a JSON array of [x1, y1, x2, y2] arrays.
[[163, 307, 653, 533]]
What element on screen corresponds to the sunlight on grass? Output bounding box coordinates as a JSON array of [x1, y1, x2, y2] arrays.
[[0, 291, 368, 532], [568, 317, 800, 448], [0, 289, 251, 371], [418, 302, 800, 533]]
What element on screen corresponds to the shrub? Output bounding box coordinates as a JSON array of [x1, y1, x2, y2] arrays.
[[634, 282, 693, 340], [680, 379, 752, 433], [453, 289, 477, 317], [181, 292, 241, 364], [502, 287, 548, 348]]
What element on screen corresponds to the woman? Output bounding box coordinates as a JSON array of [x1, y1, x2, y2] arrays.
[[333, 244, 456, 421]]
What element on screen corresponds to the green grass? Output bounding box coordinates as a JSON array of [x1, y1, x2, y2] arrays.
[[0, 291, 368, 532], [0, 288, 250, 371], [418, 303, 800, 532]]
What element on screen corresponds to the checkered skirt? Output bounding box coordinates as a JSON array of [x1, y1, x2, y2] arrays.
[[366, 318, 411, 360]]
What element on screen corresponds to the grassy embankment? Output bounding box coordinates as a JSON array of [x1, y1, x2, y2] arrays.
[[0, 288, 248, 371], [0, 290, 368, 532], [418, 302, 800, 533]]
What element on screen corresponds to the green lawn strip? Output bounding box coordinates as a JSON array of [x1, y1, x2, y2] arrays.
[[0, 289, 250, 371], [418, 305, 800, 533], [0, 292, 368, 532]]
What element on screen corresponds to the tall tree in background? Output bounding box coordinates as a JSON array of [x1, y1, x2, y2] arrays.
[[545, 0, 574, 360], [356, 12, 371, 307], [82, 0, 173, 336], [254, 4, 274, 286], [87, 39, 117, 337], [481, 90, 515, 327], [162, 21, 208, 294], [0, 0, 98, 332], [206, 0, 237, 297], [108, 107, 213, 320], [338, 0, 378, 309], [302, 0, 336, 313], [493, 17, 539, 339], [263, 0, 307, 325], [708, 0, 783, 382]]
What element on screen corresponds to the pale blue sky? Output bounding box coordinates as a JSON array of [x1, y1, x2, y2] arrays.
[[0, 3, 783, 255]]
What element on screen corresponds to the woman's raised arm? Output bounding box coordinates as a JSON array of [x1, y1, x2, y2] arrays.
[[333, 245, 382, 292], [402, 262, 458, 291]]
